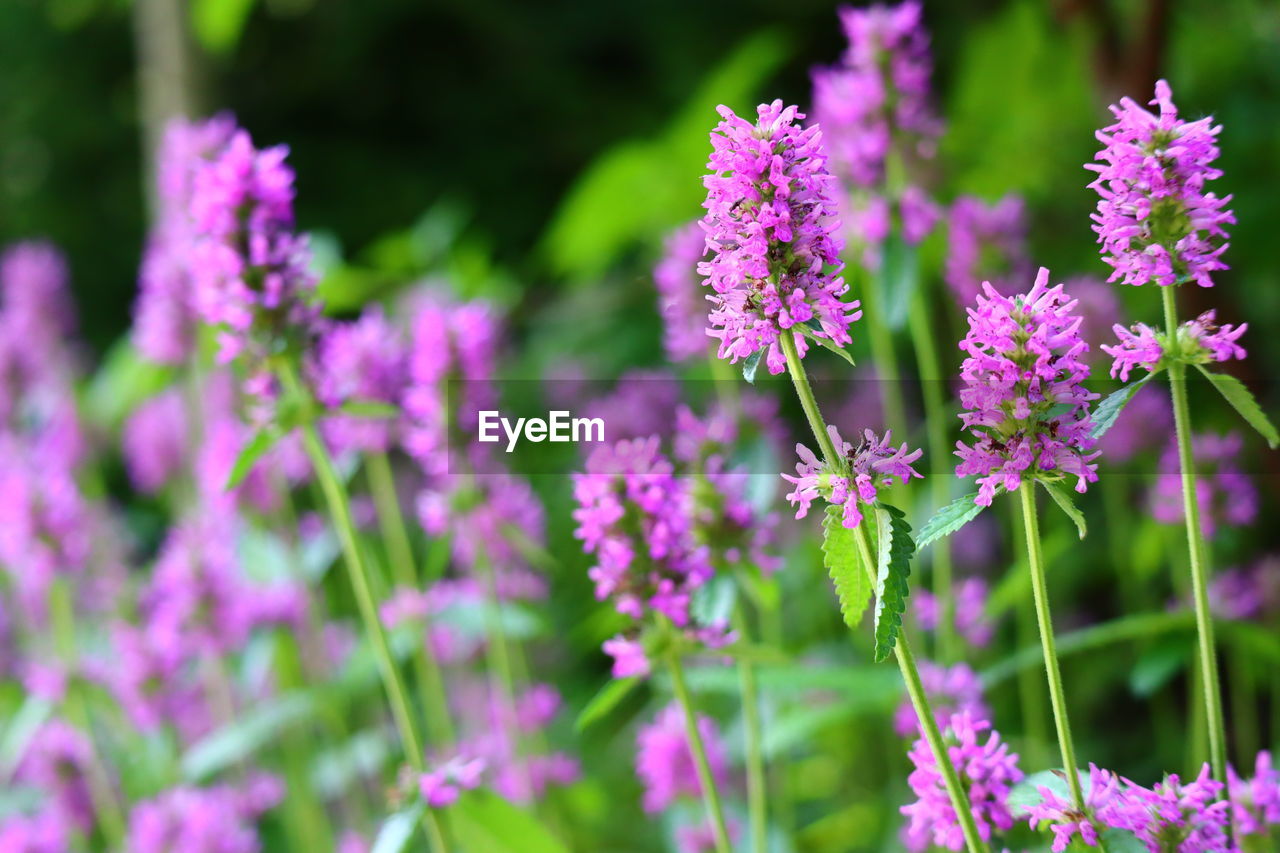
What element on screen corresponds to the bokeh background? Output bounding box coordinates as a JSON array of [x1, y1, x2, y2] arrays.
[[3, 0, 1279, 368], [4, 1, 1280, 849]]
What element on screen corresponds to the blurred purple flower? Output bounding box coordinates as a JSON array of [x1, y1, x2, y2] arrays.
[[1150, 431, 1256, 539], [635, 703, 729, 814], [944, 195, 1030, 308], [655, 222, 711, 363]]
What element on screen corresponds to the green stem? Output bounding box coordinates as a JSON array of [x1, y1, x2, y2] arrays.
[[298, 417, 425, 768], [850, 523, 989, 853], [1161, 286, 1229, 790], [366, 450, 456, 747], [476, 551, 534, 796], [778, 332, 987, 853], [290, 407, 450, 849], [49, 578, 128, 848], [733, 607, 768, 853], [861, 274, 909, 432], [1017, 484, 1085, 810], [666, 650, 733, 853], [908, 289, 956, 662]]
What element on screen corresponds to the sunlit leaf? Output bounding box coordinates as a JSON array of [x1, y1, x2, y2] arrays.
[[917, 492, 985, 550], [822, 505, 871, 629], [872, 503, 914, 662], [192, 0, 257, 55], [182, 692, 316, 781], [451, 789, 569, 853], [370, 800, 425, 853]]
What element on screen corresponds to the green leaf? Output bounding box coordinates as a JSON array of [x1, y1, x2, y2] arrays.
[[872, 503, 915, 662], [798, 321, 856, 366], [916, 492, 985, 550], [575, 677, 642, 732], [1196, 365, 1280, 448], [879, 232, 918, 332], [338, 400, 401, 419], [0, 696, 52, 777], [690, 574, 737, 627], [540, 31, 788, 280], [192, 0, 257, 55], [225, 429, 282, 491], [83, 340, 176, 432], [1129, 636, 1191, 698], [451, 789, 570, 853], [1091, 375, 1154, 440], [821, 505, 871, 629], [370, 800, 426, 853], [742, 350, 763, 384], [1038, 480, 1087, 539], [1099, 828, 1148, 853], [182, 692, 316, 781], [1006, 768, 1072, 817]]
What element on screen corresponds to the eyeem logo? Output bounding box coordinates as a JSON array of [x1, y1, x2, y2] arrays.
[[477, 410, 605, 452]]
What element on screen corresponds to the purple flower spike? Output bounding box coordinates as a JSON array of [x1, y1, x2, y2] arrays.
[[782, 425, 923, 529], [700, 100, 858, 375], [1087, 80, 1235, 288], [811, 1, 940, 189], [419, 756, 486, 808], [955, 267, 1100, 506], [901, 712, 1022, 851], [189, 129, 319, 365]]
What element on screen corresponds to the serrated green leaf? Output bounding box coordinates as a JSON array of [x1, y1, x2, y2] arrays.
[[451, 789, 569, 853], [1038, 480, 1087, 539], [1196, 365, 1279, 448], [742, 350, 763, 384], [798, 321, 856, 366], [370, 800, 425, 853], [872, 503, 915, 662], [575, 677, 642, 732], [1091, 376, 1153, 440], [917, 492, 985, 549], [225, 429, 281, 491], [182, 692, 316, 781], [822, 505, 871, 629]]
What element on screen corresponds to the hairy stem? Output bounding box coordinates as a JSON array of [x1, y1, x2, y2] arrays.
[[908, 289, 956, 661], [1161, 285, 1229, 790], [1016, 485, 1085, 810], [778, 333, 988, 853]]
